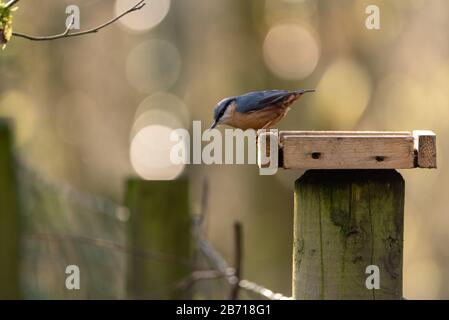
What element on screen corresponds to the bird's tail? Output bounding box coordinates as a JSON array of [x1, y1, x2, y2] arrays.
[[280, 89, 315, 107], [288, 89, 315, 103]]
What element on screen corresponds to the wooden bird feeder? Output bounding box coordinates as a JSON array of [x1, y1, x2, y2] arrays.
[[258, 130, 436, 300]]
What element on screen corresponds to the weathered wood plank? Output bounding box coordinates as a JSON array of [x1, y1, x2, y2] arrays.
[[257, 131, 278, 169], [282, 131, 411, 137], [281, 133, 415, 169], [0, 119, 21, 299], [293, 170, 404, 300], [413, 130, 437, 168], [256, 131, 437, 170]]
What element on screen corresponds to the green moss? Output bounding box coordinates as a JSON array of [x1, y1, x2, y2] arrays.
[[330, 208, 351, 235], [294, 170, 404, 300]]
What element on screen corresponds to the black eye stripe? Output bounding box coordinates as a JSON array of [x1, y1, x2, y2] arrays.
[[217, 100, 233, 120], [218, 108, 226, 119]]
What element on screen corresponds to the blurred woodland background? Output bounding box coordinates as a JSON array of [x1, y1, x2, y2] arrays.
[[0, 0, 448, 299]]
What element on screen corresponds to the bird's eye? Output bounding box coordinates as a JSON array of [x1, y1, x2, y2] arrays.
[[217, 108, 226, 120], [217, 100, 233, 120]]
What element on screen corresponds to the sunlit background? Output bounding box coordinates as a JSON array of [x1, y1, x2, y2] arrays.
[[1, 0, 448, 299]]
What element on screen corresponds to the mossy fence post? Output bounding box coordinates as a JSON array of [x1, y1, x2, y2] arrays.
[[293, 170, 404, 299], [0, 119, 21, 299], [258, 130, 436, 300], [125, 179, 191, 299]]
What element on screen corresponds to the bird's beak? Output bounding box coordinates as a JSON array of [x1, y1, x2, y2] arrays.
[[209, 120, 218, 130], [301, 89, 315, 94]]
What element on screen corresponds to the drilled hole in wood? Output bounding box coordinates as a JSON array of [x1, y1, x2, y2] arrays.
[[311, 152, 321, 159], [375, 156, 385, 162]]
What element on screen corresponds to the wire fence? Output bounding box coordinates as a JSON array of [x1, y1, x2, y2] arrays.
[[17, 158, 127, 299], [15, 156, 290, 300]]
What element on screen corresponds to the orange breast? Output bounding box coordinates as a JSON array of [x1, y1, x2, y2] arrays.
[[225, 105, 287, 130]]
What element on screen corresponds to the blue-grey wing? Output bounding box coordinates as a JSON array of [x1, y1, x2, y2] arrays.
[[235, 90, 291, 113]]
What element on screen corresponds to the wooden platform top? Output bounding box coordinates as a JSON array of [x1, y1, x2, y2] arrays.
[[258, 130, 436, 170]]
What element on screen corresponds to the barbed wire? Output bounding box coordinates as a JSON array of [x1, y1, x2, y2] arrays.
[[16, 156, 129, 221], [16, 156, 290, 300], [26, 232, 193, 268], [193, 216, 291, 300], [192, 179, 292, 300]]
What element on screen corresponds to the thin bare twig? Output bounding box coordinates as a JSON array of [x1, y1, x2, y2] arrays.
[[12, 0, 146, 41], [230, 221, 243, 300], [14, 14, 75, 41], [5, 0, 20, 8]]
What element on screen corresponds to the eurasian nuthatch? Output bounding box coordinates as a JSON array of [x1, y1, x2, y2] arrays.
[[209, 89, 315, 130]]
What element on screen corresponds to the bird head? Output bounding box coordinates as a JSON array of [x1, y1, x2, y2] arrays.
[[209, 97, 235, 129]]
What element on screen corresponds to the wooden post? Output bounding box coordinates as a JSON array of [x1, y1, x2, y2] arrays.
[[293, 170, 404, 299], [257, 130, 436, 300], [125, 179, 191, 299], [0, 119, 21, 299]]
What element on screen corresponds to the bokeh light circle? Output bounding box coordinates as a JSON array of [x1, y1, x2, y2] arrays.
[[126, 40, 181, 94], [372, 63, 449, 132], [131, 109, 183, 142], [115, 0, 171, 32], [311, 59, 372, 129], [263, 24, 320, 80], [130, 125, 186, 180], [134, 92, 190, 128]]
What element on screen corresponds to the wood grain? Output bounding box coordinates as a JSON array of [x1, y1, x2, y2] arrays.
[[413, 130, 437, 168], [257, 131, 278, 169], [256, 131, 437, 170], [293, 170, 404, 299], [281, 132, 415, 169]]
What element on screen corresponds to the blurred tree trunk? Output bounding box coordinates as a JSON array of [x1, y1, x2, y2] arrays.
[[125, 179, 192, 299], [0, 119, 21, 299]]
